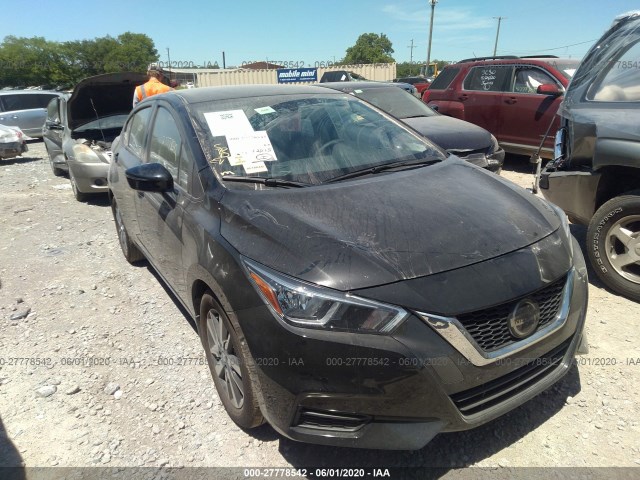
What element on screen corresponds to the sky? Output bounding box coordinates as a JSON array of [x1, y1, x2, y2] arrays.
[[4, 0, 639, 68]]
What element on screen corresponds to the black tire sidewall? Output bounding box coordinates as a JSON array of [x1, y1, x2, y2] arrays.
[[198, 293, 262, 428], [587, 194, 640, 301]]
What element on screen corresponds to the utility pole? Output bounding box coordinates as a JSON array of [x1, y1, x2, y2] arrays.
[[426, 0, 437, 78], [408, 39, 416, 74], [166, 47, 172, 84], [493, 17, 506, 57]]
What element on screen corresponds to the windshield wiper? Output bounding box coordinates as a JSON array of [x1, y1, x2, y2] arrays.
[[403, 114, 431, 119], [222, 175, 310, 188], [325, 158, 442, 183]]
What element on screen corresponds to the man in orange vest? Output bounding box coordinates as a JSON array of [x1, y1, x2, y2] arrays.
[[133, 66, 173, 107]]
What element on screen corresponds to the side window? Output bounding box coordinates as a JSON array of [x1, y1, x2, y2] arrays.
[[46, 98, 60, 123], [429, 68, 459, 90], [35, 94, 58, 108], [590, 41, 640, 102], [511, 67, 558, 94], [149, 107, 181, 180], [126, 107, 152, 157], [1, 95, 27, 111], [463, 66, 512, 92]]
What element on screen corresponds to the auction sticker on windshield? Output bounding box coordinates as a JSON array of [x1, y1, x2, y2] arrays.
[[226, 131, 278, 165], [243, 161, 268, 174], [204, 110, 253, 136]]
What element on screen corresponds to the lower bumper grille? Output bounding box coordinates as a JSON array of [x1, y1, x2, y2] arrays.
[[450, 337, 572, 416], [293, 409, 371, 432]]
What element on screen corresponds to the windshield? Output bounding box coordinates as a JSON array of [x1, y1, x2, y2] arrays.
[[190, 93, 444, 186], [74, 114, 129, 133], [351, 87, 437, 119]]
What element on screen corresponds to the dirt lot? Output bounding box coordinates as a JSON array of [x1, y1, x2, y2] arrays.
[[1, 141, 639, 473]]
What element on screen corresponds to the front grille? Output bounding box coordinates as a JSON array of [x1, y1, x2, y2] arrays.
[[450, 337, 572, 416], [457, 275, 567, 352], [294, 409, 371, 432]]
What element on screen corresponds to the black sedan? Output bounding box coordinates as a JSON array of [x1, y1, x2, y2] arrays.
[[319, 81, 505, 172], [109, 85, 587, 450]]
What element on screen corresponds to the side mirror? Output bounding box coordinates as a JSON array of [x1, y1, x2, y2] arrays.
[[537, 84, 563, 96], [125, 163, 174, 192]]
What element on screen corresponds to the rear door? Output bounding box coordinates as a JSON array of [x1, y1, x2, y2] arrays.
[[458, 65, 512, 137], [112, 105, 155, 242], [498, 65, 564, 153]]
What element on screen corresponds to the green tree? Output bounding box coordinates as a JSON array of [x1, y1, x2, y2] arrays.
[[103, 32, 158, 73], [0, 33, 159, 88], [0, 36, 60, 87], [342, 33, 395, 65]]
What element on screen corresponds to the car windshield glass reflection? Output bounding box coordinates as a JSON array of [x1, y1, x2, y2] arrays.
[[191, 94, 444, 186], [74, 114, 129, 133], [353, 87, 437, 119]]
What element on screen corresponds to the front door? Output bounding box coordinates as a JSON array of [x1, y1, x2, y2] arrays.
[[134, 105, 195, 299]]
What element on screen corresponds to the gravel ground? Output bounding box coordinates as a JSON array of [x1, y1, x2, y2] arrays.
[[1, 141, 639, 473]]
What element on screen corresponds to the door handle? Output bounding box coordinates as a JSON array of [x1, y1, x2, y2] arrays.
[[505, 97, 517, 105], [458, 94, 469, 101]]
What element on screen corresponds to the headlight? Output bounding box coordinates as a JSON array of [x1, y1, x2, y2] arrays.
[[72, 144, 104, 163], [554, 128, 565, 161], [243, 259, 408, 334]]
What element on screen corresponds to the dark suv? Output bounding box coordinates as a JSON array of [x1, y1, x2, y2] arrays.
[[540, 12, 640, 302], [423, 56, 580, 158]]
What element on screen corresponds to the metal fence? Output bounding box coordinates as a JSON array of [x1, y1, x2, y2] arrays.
[[193, 63, 397, 87]]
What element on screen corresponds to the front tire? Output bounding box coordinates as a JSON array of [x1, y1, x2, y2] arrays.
[[199, 292, 264, 429], [587, 191, 640, 302]]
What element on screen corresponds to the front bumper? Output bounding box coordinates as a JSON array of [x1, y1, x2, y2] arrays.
[[539, 162, 600, 225], [234, 238, 588, 450], [68, 161, 110, 193]]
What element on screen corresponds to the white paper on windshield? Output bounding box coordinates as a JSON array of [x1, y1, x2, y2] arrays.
[[226, 131, 278, 166], [204, 110, 253, 137], [254, 106, 276, 115], [243, 161, 268, 174]]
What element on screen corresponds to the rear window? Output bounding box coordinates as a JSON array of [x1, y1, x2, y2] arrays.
[[429, 68, 459, 90], [463, 66, 512, 92]]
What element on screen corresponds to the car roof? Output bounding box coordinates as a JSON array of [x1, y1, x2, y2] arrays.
[[0, 90, 62, 96], [316, 81, 396, 91], [173, 84, 343, 104], [453, 57, 580, 66]]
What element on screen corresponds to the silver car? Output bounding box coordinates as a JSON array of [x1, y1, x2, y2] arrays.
[[0, 90, 63, 138], [42, 72, 147, 201]]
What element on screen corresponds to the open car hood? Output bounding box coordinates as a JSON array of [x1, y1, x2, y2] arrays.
[[67, 72, 148, 131], [220, 159, 561, 291]]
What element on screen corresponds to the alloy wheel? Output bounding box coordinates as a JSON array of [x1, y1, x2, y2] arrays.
[[604, 214, 640, 284], [206, 309, 244, 409]]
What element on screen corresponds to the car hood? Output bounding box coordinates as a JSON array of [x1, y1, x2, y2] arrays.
[[67, 72, 148, 131], [403, 115, 493, 153], [220, 159, 561, 291]]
